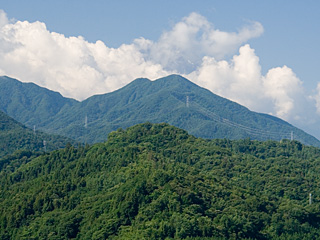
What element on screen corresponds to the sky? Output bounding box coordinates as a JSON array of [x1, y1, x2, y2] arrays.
[[0, 0, 320, 139]]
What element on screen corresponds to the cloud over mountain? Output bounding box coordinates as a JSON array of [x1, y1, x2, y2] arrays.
[[136, 12, 264, 73], [0, 10, 169, 99], [188, 45, 306, 119], [0, 10, 319, 138]]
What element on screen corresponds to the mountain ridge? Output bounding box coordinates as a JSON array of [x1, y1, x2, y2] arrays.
[[0, 76, 78, 127], [0, 75, 319, 147]]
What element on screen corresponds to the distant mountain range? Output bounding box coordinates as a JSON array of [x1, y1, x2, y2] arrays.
[[0, 110, 76, 158], [1, 75, 319, 147]]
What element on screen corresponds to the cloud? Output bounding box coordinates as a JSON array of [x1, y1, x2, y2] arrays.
[[0, 12, 169, 100], [315, 83, 320, 114], [0, 11, 263, 101], [188, 45, 265, 109], [0, 10, 319, 138], [0, 10, 9, 28], [263, 66, 303, 119], [186, 44, 320, 138], [137, 12, 263, 73]]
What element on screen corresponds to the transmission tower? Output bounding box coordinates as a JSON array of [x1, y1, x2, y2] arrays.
[[84, 115, 88, 144], [309, 193, 312, 205], [85, 115, 88, 129], [43, 140, 46, 152]]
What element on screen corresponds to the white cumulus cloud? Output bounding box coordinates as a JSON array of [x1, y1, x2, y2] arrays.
[[186, 44, 320, 138], [137, 12, 263, 73], [314, 83, 320, 114], [0, 10, 9, 28], [188, 44, 265, 109], [263, 66, 303, 119], [0, 11, 264, 101], [0, 11, 169, 100]]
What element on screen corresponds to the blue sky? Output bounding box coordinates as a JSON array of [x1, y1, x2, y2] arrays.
[[1, 0, 320, 138], [2, 0, 319, 88]]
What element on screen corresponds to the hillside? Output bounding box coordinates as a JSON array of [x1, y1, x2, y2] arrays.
[[1, 123, 320, 239], [0, 76, 77, 127], [0, 110, 76, 158], [1, 75, 319, 147]]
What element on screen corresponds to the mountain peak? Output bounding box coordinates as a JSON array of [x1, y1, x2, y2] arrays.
[[129, 77, 151, 85], [156, 74, 196, 85], [127, 75, 193, 88], [1, 75, 319, 146]]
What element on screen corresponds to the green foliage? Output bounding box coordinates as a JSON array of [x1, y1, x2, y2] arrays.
[[0, 76, 77, 127], [0, 110, 77, 158], [1, 75, 319, 146], [1, 123, 320, 239]]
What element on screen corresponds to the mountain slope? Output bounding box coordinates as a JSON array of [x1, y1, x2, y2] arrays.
[[0, 76, 77, 127], [1, 75, 319, 146], [0, 110, 76, 158], [47, 75, 320, 146], [1, 123, 320, 239]]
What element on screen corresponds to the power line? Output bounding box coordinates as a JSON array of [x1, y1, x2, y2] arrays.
[[84, 115, 88, 144], [189, 100, 292, 140]]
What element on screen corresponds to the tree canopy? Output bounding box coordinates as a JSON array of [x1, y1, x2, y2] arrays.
[[1, 123, 320, 239]]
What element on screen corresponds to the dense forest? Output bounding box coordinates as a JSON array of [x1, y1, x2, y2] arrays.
[[0, 110, 76, 158], [1, 123, 320, 239]]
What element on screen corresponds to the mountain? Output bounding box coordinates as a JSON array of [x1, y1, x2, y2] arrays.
[[1, 75, 319, 147], [0, 76, 77, 127], [1, 123, 320, 239], [0, 110, 76, 158]]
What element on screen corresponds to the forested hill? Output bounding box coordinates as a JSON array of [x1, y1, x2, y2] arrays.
[[0, 110, 76, 158], [0, 76, 77, 127], [1, 75, 319, 147], [1, 123, 320, 239]]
